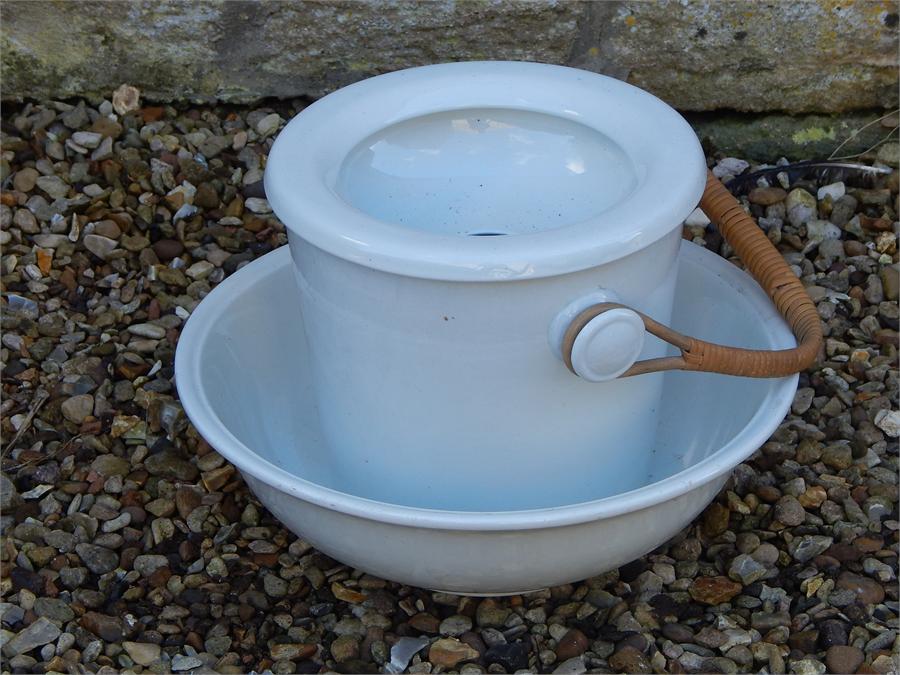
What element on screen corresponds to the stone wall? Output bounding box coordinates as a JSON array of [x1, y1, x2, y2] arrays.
[[2, 0, 898, 114]]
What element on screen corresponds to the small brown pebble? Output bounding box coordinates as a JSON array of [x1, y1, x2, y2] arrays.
[[689, 576, 743, 605], [141, 106, 165, 123], [81, 611, 124, 642], [13, 167, 39, 192], [859, 214, 892, 232], [826, 645, 864, 674], [854, 536, 883, 553], [0, 101, 895, 675], [836, 572, 885, 605], [609, 645, 652, 673], [429, 638, 480, 668], [330, 635, 359, 663], [194, 182, 220, 209], [408, 612, 440, 634], [330, 582, 366, 604], [748, 186, 787, 206], [555, 628, 589, 660], [152, 238, 184, 261]]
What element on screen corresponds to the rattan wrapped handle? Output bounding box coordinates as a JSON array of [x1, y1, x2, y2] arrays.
[[562, 171, 823, 379]]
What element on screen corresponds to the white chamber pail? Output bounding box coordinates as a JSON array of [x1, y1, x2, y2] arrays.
[[264, 62, 707, 510]]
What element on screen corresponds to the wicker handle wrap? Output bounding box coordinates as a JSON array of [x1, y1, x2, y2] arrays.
[[562, 171, 823, 379]]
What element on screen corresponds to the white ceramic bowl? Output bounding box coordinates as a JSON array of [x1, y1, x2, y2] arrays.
[[175, 243, 797, 595], [265, 62, 708, 508]]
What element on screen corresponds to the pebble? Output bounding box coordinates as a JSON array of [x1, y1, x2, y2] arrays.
[[689, 576, 743, 605], [817, 181, 846, 201], [874, 409, 900, 437], [330, 635, 359, 662], [112, 84, 141, 115], [75, 543, 119, 574], [786, 188, 818, 227], [703, 502, 731, 536], [684, 206, 711, 227], [144, 450, 199, 481], [836, 572, 885, 605], [775, 495, 806, 525], [806, 219, 842, 241], [825, 645, 864, 674], [440, 614, 472, 637], [264, 573, 288, 597], [123, 641, 161, 666], [83, 233, 118, 260], [791, 658, 827, 675], [32, 597, 73, 623], [1, 474, 21, 511], [662, 623, 694, 642], [133, 553, 169, 576], [72, 131, 103, 148], [485, 642, 529, 671], [35, 175, 69, 200], [4, 617, 60, 656], [553, 655, 587, 674], [61, 394, 94, 423], [186, 260, 214, 280], [429, 637, 480, 668], [713, 157, 750, 177], [270, 643, 316, 661], [128, 322, 167, 339], [475, 599, 509, 628], [749, 186, 787, 205], [788, 535, 833, 563], [821, 443, 852, 469], [13, 167, 38, 192], [752, 542, 780, 566], [728, 553, 768, 584], [609, 646, 652, 674], [172, 654, 204, 671], [152, 238, 185, 261], [256, 112, 282, 137], [555, 628, 589, 660]]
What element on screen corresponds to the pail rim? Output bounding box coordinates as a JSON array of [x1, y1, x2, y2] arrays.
[[265, 61, 706, 281]]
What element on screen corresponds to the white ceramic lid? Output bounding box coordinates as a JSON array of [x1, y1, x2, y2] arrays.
[[265, 61, 707, 281]]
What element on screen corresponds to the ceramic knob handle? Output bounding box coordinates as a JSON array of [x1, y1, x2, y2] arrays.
[[549, 289, 645, 382], [568, 308, 646, 382]]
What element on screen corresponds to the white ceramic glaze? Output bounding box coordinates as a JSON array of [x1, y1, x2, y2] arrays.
[[265, 62, 707, 507], [265, 61, 707, 280], [570, 308, 646, 382], [175, 243, 798, 595]]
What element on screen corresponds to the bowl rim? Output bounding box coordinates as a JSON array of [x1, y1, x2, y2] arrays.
[[264, 61, 707, 282], [175, 245, 798, 532]]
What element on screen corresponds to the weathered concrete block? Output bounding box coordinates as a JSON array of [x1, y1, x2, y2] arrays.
[[573, 1, 899, 113], [688, 111, 898, 161], [2, 0, 898, 113], [1, 1, 582, 102]]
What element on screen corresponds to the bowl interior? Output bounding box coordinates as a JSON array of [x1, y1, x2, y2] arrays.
[[335, 108, 637, 236], [184, 245, 795, 512]]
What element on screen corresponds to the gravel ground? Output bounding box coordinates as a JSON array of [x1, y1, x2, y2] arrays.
[[0, 95, 898, 675]]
